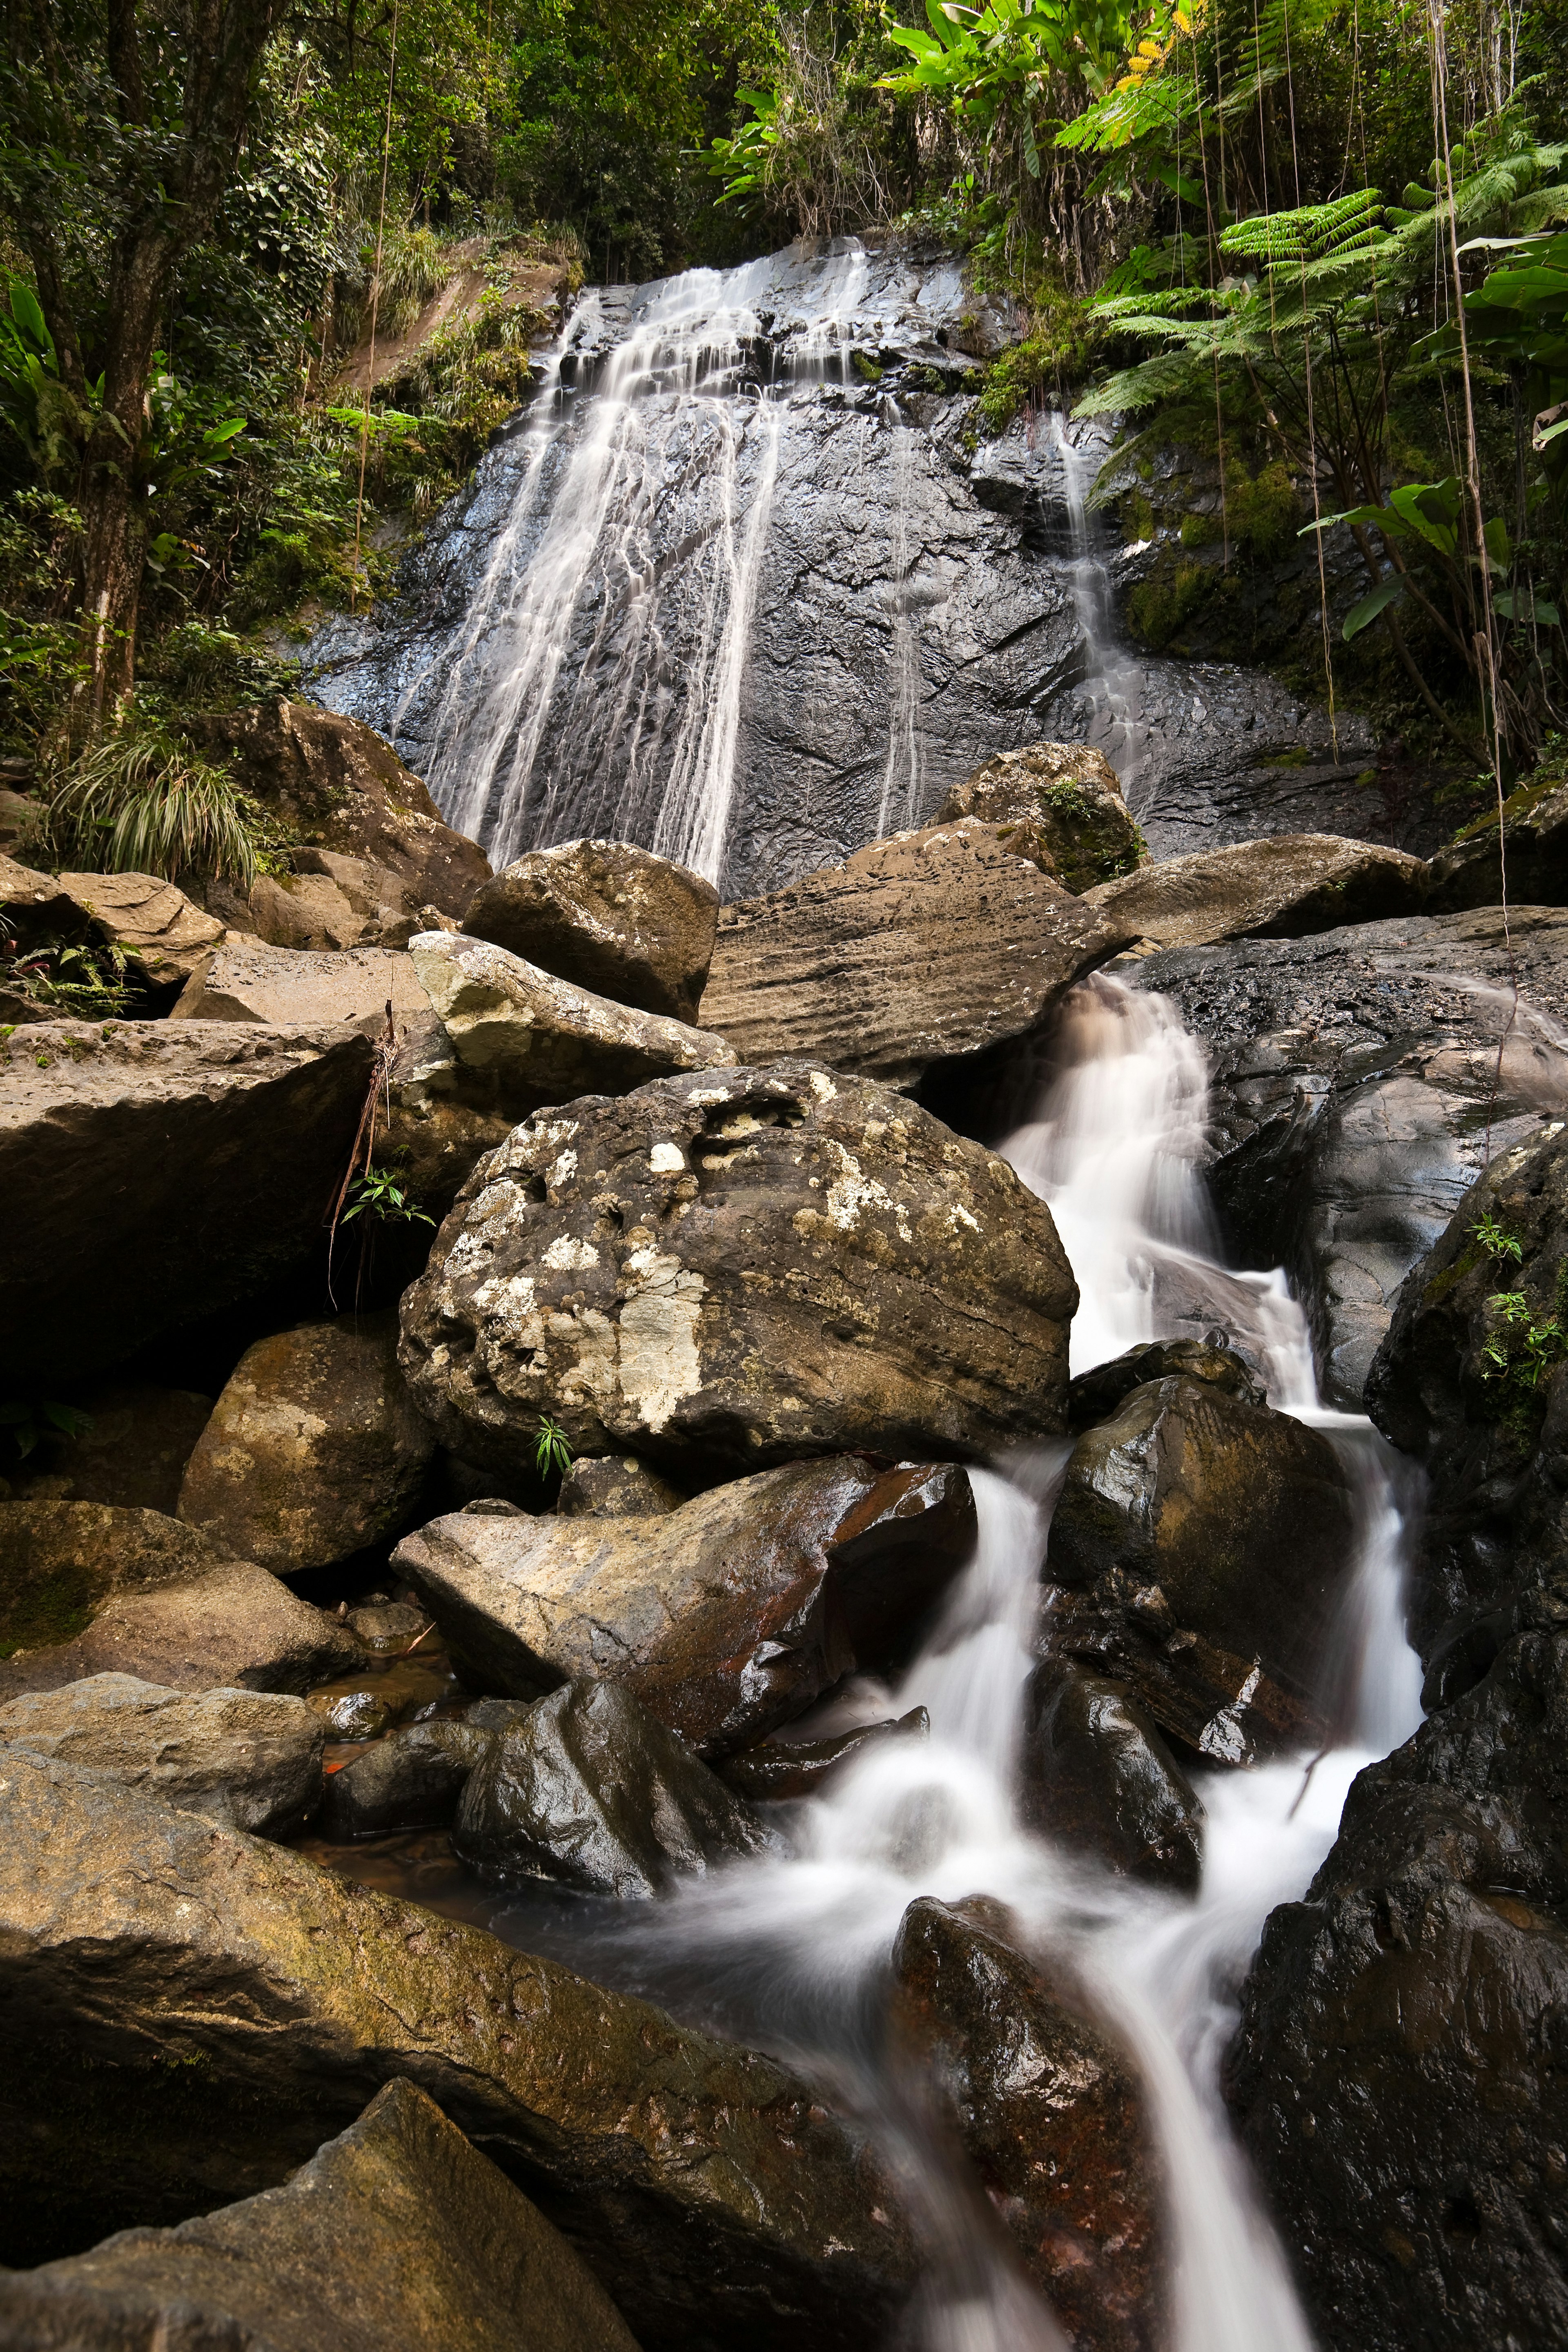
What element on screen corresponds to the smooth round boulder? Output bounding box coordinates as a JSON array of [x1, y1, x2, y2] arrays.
[[462, 837, 719, 1021]]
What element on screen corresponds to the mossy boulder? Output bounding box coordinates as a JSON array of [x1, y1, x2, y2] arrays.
[[933, 741, 1143, 893]]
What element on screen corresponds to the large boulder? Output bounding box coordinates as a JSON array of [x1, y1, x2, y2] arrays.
[[0, 855, 92, 956], [0, 1750, 917, 2348], [698, 820, 1132, 1089], [2, 1385, 212, 1513], [172, 939, 430, 1031], [556, 1454, 686, 1517], [320, 1717, 489, 1839], [399, 1061, 1077, 1479], [383, 1011, 522, 1216], [0, 2076, 641, 2352], [394, 1458, 977, 1755], [178, 1313, 438, 1575], [0, 1673, 323, 1836], [932, 741, 1143, 893], [1083, 833, 1426, 951], [0, 1019, 375, 1390], [463, 838, 720, 1021], [1427, 770, 1568, 911], [1227, 1612, 1568, 2352], [891, 1897, 1163, 2352], [0, 1503, 363, 1698], [190, 700, 491, 919], [1045, 1377, 1356, 1763], [1131, 906, 1568, 1405], [53, 870, 226, 985], [453, 1678, 771, 1895], [1019, 1660, 1205, 1891]]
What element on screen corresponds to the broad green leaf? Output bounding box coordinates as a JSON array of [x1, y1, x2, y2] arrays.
[[1343, 577, 1405, 638]]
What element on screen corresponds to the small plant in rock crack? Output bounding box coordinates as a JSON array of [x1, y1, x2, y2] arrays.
[[0, 1397, 93, 1462], [1480, 1285, 1568, 1391], [341, 1163, 433, 1227], [534, 1416, 573, 1479], [1472, 1209, 1525, 1265]]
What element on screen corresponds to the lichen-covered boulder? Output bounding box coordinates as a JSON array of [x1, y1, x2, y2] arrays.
[[463, 837, 720, 1021], [178, 1313, 437, 1575], [399, 1061, 1076, 1479], [556, 1454, 686, 1517], [933, 741, 1143, 893]]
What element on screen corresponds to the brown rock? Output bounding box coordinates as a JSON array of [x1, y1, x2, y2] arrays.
[[934, 742, 1143, 893], [53, 869, 225, 984], [4, 1386, 212, 1514], [0, 855, 92, 955], [179, 1313, 438, 1575], [0, 2077, 641, 2352], [556, 1454, 686, 1517], [381, 1011, 519, 1216], [1082, 832, 1427, 951], [0, 1751, 917, 2346], [698, 820, 1133, 1089], [394, 1458, 977, 1755], [1046, 1377, 1356, 1763], [890, 1896, 1163, 2352], [464, 837, 720, 1020], [190, 700, 490, 918], [398, 1061, 1077, 1481], [0, 1502, 363, 1697], [0, 1019, 375, 1390], [1067, 1336, 1265, 1430], [173, 940, 429, 1031], [720, 1706, 929, 1802], [1426, 771, 1568, 911]]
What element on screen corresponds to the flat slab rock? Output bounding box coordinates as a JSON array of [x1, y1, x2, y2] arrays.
[[398, 1060, 1077, 1479], [0, 1020, 375, 1389], [1083, 832, 1426, 951], [394, 1457, 977, 1755], [0, 2077, 639, 2352], [172, 939, 430, 1032], [699, 819, 1134, 1089], [54, 870, 226, 983], [463, 837, 720, 1021], [0, 1750, 916, 2350]]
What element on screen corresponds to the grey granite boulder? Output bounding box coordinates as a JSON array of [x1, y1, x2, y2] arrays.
[[172, 940, 430, 1031]]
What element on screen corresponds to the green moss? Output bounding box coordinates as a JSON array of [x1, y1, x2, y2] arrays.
[[1423, 1240, 1483, 1305], [1123, 492, 1154, 543], [0, 1567, 95, 1657], [851, 350, 884, 385], [975, 292, 1101, 434], [1127, 557, 1212, 649]]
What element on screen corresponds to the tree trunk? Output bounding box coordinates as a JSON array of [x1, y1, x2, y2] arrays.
[[78, 468, 143, 731]]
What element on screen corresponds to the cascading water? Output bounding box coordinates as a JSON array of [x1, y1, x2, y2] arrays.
[[468, 972, 1426, 2350], [1043, 414, 1157, 816]]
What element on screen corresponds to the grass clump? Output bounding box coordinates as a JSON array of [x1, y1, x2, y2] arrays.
[[37, 724, 275, 891]]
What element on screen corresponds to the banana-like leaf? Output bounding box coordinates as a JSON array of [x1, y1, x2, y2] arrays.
[[1342, 577, 1406, 638]]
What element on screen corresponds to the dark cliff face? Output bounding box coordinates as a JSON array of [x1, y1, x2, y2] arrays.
[[306, 236, 1377, 899]]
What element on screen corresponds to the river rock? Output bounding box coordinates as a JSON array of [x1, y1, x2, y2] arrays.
[[933, 741, 1143, 893], [0, 1673, 323, 1836], [395, 1458, 976, 1754], [1227, 1614, 1568, 2352], [2, 1386, 212, 1513], [556, 1453, 686, 1517], [191, 700, 491, 918], [1083, 833, 1426, 951], [454, 1678, 771, 1895], [1066, 1336, 1265, 1430], [719, 1706, 929, 1802], [53, 869, 227, 984], [0, 1503, 363, 1697], [172, 939, 430, 1032], [891, 1896, 1163, 2352], [409, 930, 737, 1110], [0, 2077, 640, 2351], [1045, 1377, 1356, 1763], [698, 820, 1133, 1088], [320, 1717, 490, 1838], [0, 1019, 375, 1390], [463, 838, 720, 1020], [399, 1062, 1076, 1478], [383, 1009, 521, 1214], [178, 1312, 438, 1575], [1427, 771, 1568, 911], [1019, 1661, 1204, 1891], [0, 855, 95, 954], [0, 1750, 916, 2347], [1131, 906, 1568, 1405], [1365, 1119, 1568, 1663]]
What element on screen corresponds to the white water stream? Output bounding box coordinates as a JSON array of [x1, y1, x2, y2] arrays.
[[543, 973, 1425, 2350]]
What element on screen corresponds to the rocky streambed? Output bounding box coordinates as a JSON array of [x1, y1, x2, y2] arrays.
[[2, 710, 1567, 2352]]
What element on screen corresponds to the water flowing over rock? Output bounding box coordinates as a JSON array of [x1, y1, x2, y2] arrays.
[[719, 1705, 929, 1802], [1018, 1660, 1205, 1891], [463, 837, 719, 1019], [0, 2078, 642, 2352], [1082, 832, 1427, 950], [394, 1458, 977, 1754], [697, 819, 1133, 1089], [399, 1061, 1076, 1478], [304, 239, 1379, 899], [932, 740, 1143, 892], [0, 1748, 917, 2347]]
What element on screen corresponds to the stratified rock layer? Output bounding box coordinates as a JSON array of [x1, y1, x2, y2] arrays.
[[399, 1061, 1076, 1479], [1083, 833, 1426, 950], [464, 837, 719, 1020]]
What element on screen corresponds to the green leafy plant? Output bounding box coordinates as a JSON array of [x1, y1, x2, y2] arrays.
[[40, 725, 264, 889], [1480, 1287, 1568, 1387], [1, 932, 132, 1018], [0, 1397, 94, 1462], [533, 1414, 574, 1478], [1472, 1207, 1526, 1263], [341, 1163, 434, 1227]]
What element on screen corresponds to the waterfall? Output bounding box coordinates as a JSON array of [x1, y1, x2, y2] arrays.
[[875, 415, 925, 839], [1045, 413, 1156, 819]]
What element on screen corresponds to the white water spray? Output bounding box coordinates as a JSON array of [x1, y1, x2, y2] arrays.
[[1047, 413, 1157, 816]]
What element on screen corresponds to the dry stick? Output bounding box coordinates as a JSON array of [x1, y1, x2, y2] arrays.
[[350, 0, 401, 613], [325, 1000, 399, 1308]]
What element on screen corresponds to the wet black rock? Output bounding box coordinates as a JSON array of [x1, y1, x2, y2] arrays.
[[1227, 1616, 1568, 2352], [1019, 1661, 1204, 1891], [1046, 1376, 1356, 1764], [0, 2077, 641, 2352], [320, 1717, 490, 1839], [719, 1706, 929, 1802], [454, 1678, 772, 1896], [1066, 1336, 1265, 1430]]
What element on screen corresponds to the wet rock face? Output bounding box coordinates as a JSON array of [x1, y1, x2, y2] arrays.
[[320, 1717, 490, 1838], [0, 1673, 324, 1838], [0, 1018, 375, 1391], [0, 2078, 641, 2352], [463, 838, 720, 1020], [178, 1313, 437, 1576], [1227, 1619, 1568, 2352], [0, 1750, 917, 2349], [1365, 1120, 1568, 1662], [399, 1060, 1076, 1479], [1428, 773, 1568, 911], [720, 1706, 929, 1802], [890, 1897, 1163, 2352], [1134, 906, 1568, 1406], [1046, 1376, 1356, 1764], [454, 1677, 772, 1895], [1019, 1661, 1204, 1891], [698, 820, 1132, 1090], [0, 1503, 363, 1698], [394, 1457, 976, 1755], [1066, 1336, 1264, 1430], [933, 742, 1143, 893], [1083, 832, 1426, 951]]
